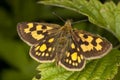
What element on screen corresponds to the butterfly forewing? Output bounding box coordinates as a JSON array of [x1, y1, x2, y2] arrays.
[[17, 22, 60, 45], [73, 30, 112, 59]]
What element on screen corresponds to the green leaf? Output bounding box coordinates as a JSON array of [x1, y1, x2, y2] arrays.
[[33, 49, 120, 80], [115, 2, 120, 42], [31, 0, 120, 80], [39, 0, 120, 41]]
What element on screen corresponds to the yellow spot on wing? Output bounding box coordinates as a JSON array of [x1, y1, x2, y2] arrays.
[[45, 53, 49, 56], [40, 44, 47, 52], [72, 62, 75, 66], [80, 55, 83, 60], [77, 48, 80, 51], [35, 52, 40, 56], [86, 36, 93, 42], [95, 38, 103, 50], [24, 23, 33, 33], [53, 47, 55, 51], [48, 38, 54, 43], [71, 43, 75, 49], [48, 47, 52, 52], [79, 34, 93, 42], [31, 31, 44, 40], [96, 38, 103, 43], [41, 26, 53, 33], [36, 25, 42, 30], [81, 43, 94, 52], [35, 46, 40, 51], [42, 52, 45, 56], [65, 59, 69, 63], [78, 56, 81, 63], [75, 63, 78, 66], [69, 60, 72, 64], [66, 51, 70, 57], [46, 26, 53, 30], [95, 44, 102, 50], [42, 29, 47, 33], [71, 52, 78, 61], [80, 44, 86, 52], [79, 34, 84, 37]]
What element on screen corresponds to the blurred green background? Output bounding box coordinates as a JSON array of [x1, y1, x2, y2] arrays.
[[0, 0, 119, 80]]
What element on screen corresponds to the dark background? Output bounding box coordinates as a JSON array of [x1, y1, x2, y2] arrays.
[[0, 0, 119, 80]]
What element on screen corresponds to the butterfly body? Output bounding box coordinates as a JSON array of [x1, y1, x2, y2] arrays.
[[17, 20, 112, 71]]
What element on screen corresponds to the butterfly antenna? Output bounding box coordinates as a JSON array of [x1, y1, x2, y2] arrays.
[[72, 19, 88, 25], [52, 12, 65, 23]]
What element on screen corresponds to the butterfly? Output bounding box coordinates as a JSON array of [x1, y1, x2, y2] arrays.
[[17, 20, 112, 71]]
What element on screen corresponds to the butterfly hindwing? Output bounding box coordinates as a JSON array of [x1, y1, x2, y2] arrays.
[[30, 35, 58, 62], [73, 30, 112, 59], [59, 38, 85, 71], [17, 22, 60, 45]]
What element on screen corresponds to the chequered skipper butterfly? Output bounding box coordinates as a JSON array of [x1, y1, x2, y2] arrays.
[[17, 20, 112, 71]]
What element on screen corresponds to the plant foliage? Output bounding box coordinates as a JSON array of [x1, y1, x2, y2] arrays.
[[32, 0, 120, 80]]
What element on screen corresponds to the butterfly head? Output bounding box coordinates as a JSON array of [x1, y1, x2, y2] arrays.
[[62, 20, 72, 31]]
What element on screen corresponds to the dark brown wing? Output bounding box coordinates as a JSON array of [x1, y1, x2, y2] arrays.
[[17, 22, 61, 45], [29, 27, 64, 62], [73, 30, 112, 60], [59, 36, 85, 71]]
